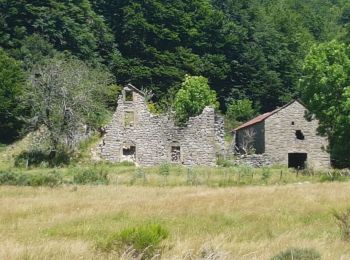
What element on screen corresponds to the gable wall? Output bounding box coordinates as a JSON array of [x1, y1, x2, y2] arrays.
[[264, 101, 330, 169]]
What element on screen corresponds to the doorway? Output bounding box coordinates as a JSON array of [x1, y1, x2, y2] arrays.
[[288, 153, 307, 169]]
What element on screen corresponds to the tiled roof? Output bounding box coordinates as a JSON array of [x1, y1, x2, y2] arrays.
[[233, 111, 275, 131]]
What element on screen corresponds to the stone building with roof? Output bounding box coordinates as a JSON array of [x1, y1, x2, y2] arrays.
[[233, 100, 330, 169], [100, 84, 225, 166]]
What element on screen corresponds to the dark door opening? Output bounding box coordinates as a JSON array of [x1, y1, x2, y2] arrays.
[[288, 153, 307, 169]]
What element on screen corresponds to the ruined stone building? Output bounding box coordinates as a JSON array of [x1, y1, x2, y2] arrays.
[[101, 84, 225, 166], [233, 100, 330, 169]]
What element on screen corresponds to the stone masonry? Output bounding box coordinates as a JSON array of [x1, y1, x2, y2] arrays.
[[234, 100, 330, 169], [101, 84, 225, 166]]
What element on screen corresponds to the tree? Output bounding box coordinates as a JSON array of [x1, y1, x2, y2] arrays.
[[23, 55, 114, 156], [0, 0, 118, 65], [299, 40, 350, 167], [226, 99, 256, 124], [173, 75, 219, 124], [0, 48, 25, 143]]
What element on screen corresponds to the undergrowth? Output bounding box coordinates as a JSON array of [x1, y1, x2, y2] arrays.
[[96, 223, 168, 259]]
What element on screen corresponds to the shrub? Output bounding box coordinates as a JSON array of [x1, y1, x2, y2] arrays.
[[271, 247, 321, 260], [29, 171, 63, 187], [14, 149, 70, 168], [332, 208, 350, 240], [261, 168, 271, 184], [72, 168, 109, 185], [0, 170, 62, 187], [159, 162, 170, 184], [216, 156, 234, 167], [0, 171, 22, 185], [97, 223, 168, 259]]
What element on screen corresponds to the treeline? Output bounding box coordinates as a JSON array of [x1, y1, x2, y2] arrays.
[[0, 0, 349, 165]]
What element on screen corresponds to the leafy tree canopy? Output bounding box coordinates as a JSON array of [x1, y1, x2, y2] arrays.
[[0, 0, 118, 64], [173, 75, 219, 124], [299, 40, 350, 167], [0, 48, 25, 143]]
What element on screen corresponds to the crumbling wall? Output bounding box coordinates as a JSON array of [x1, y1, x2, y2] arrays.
[[101, 87, 225, 166]]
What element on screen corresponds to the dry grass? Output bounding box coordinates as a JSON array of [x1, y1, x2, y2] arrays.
[[1, 183, 350, 259]]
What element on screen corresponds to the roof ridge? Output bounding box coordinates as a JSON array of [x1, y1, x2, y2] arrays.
[[233, 100, 303, 132]]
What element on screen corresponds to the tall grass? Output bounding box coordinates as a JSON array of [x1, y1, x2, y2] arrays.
[[1, 183, 350, 259]]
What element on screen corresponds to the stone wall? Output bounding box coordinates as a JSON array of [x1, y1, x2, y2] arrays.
[[264, 101, 330, 169], [101, 85, 225, 166], [234, 154, 272, 168]]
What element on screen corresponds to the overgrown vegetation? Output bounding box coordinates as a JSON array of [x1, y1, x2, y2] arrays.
[[0, 170, 62, 187], [332, 208, 350, 240], [72, 168, 109, 185], [271, 247, 321, 260], [97, 223, 168, 258], [0, 0, 349, 165]]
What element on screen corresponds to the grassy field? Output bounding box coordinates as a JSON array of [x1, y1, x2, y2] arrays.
[[1, 183, 350, 259], [1, 141, 350, 259]]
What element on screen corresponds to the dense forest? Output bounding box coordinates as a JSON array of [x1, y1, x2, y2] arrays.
[[0, 0, 349, 165]]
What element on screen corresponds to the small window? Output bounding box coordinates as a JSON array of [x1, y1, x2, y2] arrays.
[[122, 145, 136, 162], [125, 90, 133, 101], [171, 146, 181, 162], [295, 130, 305, 140], [124, 111, 135, 128], [291, 121, 295, 125]]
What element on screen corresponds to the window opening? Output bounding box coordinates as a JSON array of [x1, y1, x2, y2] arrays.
[[124, 111, 135, 128], [291, 121, 295, 125], [125, 90, 133, 101], [171, 146, 181, 162], [122, 145, 136, 162], [295, 130, 305, 140]]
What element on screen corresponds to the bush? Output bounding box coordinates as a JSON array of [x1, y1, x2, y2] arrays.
[[261, 167, 271, 183], [29, 171, 63, 187], [97, 223, 168, 258], [0, 170, 62, 187], [72, 168, 109, 185], [332, 208, 350, 240], [217, 156, 234, 167], [271, 248, 321, 260], [14, 149, 70, 168]]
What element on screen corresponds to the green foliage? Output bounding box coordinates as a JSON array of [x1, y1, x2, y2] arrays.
[[216, 156, 234, 168], [97, 223, 168, 258], [332, 208, 350, 240], [299, 40, 350, 167], [22, 55, 114, 153], [261, 168, 272, 183], [72, 168, 109, 185], [319, 170, 347, 182], [0, 170, 62, 187], [225, 98, 256, 130], [14, 149, 70, 168], [173, 75, 219, 124], [226, 99, 256, 123], [271, 247, 321, 260], [0, 48, 26, 143], [0, 0, 117, 64]]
